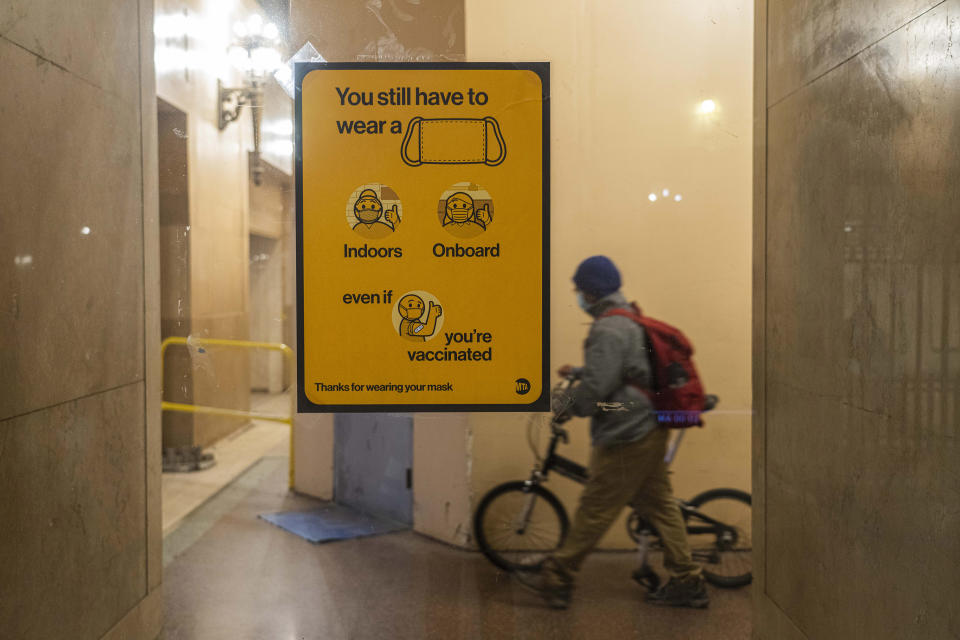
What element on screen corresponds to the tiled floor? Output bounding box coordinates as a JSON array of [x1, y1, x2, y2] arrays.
[[161, 450, 752, 640], [161, 392, 291, 535]]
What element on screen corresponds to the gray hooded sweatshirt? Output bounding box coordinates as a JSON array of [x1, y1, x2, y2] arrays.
[[562, 291, 659, 446]]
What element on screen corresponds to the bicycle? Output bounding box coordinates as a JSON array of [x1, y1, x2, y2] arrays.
[[472, 379, 752, 591]]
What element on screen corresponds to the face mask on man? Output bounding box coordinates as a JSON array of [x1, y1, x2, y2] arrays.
[[576, 291, 591, 312]]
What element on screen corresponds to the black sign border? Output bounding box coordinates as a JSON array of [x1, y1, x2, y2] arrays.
[[295, 62, 550, 413]]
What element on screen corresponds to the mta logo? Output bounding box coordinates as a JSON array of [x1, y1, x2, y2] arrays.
[[515, 378, 531, 395]]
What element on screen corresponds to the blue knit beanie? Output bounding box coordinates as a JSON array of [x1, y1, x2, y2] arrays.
[[573, 256, 621, 298]]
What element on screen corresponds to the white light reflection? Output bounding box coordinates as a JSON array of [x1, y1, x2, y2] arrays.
[[264, 120, 294, 136], [274, 64, 293, 86], [81, 226, 91, 235], [246, 14, 263, 35], [674, 194, 683, 202], [14, 255, 34, 267], [228, 45, 250, 71], [249, 46, 282, 75], [648, 193, 658, 202], [154, 10, 238, 78], [662, 188, 670, 197], [265, 140, 294, 156], [699, 99, 717, 114], [154, 13, 188, 40]]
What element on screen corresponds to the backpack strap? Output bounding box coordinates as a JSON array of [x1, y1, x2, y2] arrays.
[[598, 303, 655, 400]]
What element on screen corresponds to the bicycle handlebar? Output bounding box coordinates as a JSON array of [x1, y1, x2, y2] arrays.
[[703, 394, 718, 412], [549, 377, 719, 434]]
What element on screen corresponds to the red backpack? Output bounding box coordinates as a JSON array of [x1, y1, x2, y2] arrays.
[[600, 303, 706, 428]]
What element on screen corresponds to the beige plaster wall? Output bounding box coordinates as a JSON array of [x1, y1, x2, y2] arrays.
[[413, 413, 474, 547], [754, 2, 960, 638], [156, 0, 293, 447], [293, 413, 335, 499], [464, 0, 753, 549], [0, 1, 163, 637]]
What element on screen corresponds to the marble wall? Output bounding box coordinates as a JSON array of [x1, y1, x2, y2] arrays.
[[0, 0, 162, 638], [755, 1, 960, 637], [158, 99, 196, 445]]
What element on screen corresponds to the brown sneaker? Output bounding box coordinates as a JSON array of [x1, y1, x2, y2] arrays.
[[645, 574, 709, 609]]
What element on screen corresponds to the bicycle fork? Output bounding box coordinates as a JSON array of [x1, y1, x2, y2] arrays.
[[631, 519, 662, 591], [514, 482, 539, 534], [636, 530, 650, 568]]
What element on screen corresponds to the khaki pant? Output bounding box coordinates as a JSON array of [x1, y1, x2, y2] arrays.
[[552, 428, 701, 581]]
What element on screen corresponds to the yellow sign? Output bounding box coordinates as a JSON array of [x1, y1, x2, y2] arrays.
[[296, 63, 549, 412]]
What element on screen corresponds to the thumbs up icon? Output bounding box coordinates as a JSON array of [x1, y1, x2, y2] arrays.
[[384, 204, 400, 227], [476, 203, 492, 228]]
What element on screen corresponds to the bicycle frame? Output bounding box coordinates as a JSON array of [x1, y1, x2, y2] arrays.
[[527, 415, 687, 487], [522, 381, 726, 546], [532, 430, 588, 484], [679, 504, 734, 536], [513, 423, 586, 538], [476, 380, 748, 587]]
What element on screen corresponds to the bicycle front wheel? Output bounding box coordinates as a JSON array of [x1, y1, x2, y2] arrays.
[[685, 488, 752, 588], [473, 481, 569, 572]]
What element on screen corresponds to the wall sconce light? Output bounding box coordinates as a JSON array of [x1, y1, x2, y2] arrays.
[[218, 14, 283, 186]]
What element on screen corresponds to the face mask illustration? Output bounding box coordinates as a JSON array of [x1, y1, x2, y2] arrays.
[[445, 193, 475, 223], [401, 117, 506, 167], [354, 189, 383, 224]]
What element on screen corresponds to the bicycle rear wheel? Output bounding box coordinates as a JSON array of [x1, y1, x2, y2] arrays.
[[473, 481, 569, 572], [685, 488, 752, 587]]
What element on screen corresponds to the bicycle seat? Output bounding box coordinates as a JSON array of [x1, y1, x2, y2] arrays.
[[703, 394, 719, 412]]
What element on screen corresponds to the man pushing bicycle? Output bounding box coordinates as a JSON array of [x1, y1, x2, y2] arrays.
[[515, 255, 708, 610]]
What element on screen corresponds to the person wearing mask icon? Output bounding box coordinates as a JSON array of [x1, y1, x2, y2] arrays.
[[396, 293, 442, 342], [441, 191, 491, 234], [352, 188, 400, 238]]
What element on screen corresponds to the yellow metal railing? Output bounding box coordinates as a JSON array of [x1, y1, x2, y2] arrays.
[[160, 336, 296, 489]]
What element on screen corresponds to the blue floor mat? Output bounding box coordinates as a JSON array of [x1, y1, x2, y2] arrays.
[[259, 503, 408, 544]]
